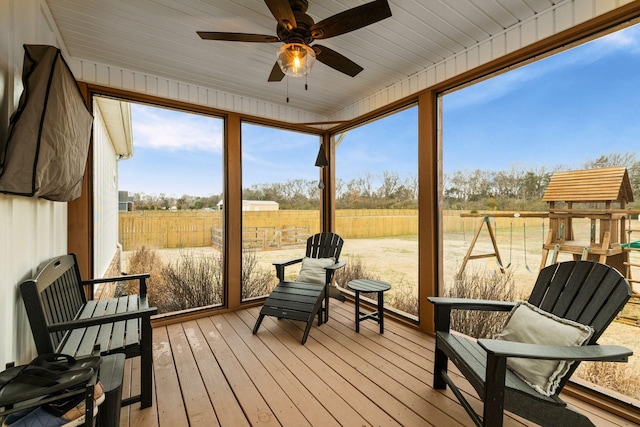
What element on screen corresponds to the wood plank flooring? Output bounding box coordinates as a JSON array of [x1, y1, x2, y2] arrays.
[[118, 301, 636, 426]]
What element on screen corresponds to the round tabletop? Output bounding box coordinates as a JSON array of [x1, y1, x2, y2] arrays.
[[347, 279, 391, 293]]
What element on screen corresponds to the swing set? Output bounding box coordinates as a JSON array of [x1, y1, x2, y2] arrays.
[[456, 168, 640, 296], [456, 212, 547, 280]]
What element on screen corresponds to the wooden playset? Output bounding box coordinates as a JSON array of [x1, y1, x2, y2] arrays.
[[456, 167, 640, 293], [539, 167, 634, 275]]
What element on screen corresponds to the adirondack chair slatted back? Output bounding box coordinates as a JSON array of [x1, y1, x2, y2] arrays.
[[21, 254, 87, 353], [306, 232, 343, 261], [527, 260, 631, 392]]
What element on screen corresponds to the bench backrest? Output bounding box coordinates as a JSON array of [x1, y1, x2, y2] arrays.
[[20, 254, 87, 354]]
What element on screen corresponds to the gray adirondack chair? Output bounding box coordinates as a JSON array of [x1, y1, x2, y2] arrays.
[[253, 232, 345, 344], [428, 260, 632, 427]]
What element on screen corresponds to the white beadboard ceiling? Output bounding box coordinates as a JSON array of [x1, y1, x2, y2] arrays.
[[46, 0, 564, 118]]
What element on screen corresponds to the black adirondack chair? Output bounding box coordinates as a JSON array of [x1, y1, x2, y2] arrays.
[[253, 232, 346, 344], [428, 260, 632, 427]]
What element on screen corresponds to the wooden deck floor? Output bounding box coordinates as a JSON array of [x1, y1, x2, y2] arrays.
[[118, 301, 636, 427]]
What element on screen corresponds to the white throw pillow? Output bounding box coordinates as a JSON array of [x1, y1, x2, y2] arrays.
[[296, 257, 335, 284], [493, 301, 594, 396]]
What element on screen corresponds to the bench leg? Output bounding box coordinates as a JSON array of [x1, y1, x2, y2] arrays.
[[433, 347, 448, 390], [483, 352, 507, 427], [141, 317, 154, 409]]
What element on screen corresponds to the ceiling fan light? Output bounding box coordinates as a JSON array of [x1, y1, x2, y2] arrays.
[[277, 43, 316, 77]]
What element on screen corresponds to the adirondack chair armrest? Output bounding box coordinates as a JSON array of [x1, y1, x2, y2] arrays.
[[323, 260, 346, 286], [478, 339, 632, 362], [273, 257, 304, 281], [428, 297, 516, 333], [273, 258, 304, 267], [325, 260, 346, 271], [82, 273, 151, 296], [47, 307, 158, 333]]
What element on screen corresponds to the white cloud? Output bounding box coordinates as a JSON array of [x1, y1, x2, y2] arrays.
[[596, 24, 640, 52], [131, 104, 223, 152], [445, 23, 640, 111]]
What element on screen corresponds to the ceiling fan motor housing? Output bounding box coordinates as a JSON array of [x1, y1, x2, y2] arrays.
[[277, 4, 315, 44]]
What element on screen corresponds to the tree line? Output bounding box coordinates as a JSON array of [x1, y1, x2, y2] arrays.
[[128, 152, 640, 211], [444, 152, 640, 211]]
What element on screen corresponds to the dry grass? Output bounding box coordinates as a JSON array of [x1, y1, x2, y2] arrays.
[[124, 246, 173, 312], [444, 268, 520, 339], [334, 256, 380, 289], [242, 249, 277, 299], [387, 280, 418, 316], [124, 247, 274, 313], [161, 250, 223, 311], [575, 362, 640, 400]]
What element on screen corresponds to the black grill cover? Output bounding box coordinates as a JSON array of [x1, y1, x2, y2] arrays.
[[0, 45, 92, 201]]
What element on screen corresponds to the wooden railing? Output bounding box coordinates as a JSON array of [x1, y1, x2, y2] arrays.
[[211, 226, 309, 250]]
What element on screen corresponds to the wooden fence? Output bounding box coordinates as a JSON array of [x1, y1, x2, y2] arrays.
[[118, 209, 551, 251], [119, 209, 420, 251], [119, 210, 223, 251]]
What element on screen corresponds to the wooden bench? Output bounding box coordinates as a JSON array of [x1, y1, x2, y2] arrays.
[[20, 253, 157, 408]]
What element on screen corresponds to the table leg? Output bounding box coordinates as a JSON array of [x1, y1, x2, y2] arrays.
[[355, 290, 360, 333], [378, 291, 385, 334]]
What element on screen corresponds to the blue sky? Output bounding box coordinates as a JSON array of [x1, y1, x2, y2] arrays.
[[119, 24, 640, 197], [443, 24, 640, 173]]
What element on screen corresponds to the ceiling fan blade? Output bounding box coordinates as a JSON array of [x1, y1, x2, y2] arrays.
[[268, 62, 285, 82], [197, 31, 279, 43], [264, 0, 297, 31], [313, 45, 363, 77], [310, 0, 392, 39]]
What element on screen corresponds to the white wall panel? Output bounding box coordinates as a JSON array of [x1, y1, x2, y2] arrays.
[[596, 0, 620, 14], [506, 27, 522, 54], [0, 0, 69, 368], [557, 2, 576, 31], [134, 74, 147, 93], [92, 102, 119, 278]]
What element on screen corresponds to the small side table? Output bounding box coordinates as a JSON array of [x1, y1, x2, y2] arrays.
[[347, 279, 391, 333]]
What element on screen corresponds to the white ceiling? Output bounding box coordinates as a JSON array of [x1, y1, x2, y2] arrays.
[[46, 0, 562, 117]]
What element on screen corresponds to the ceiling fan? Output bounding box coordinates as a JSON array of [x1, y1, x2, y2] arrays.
[[197, 0, 392, 82]]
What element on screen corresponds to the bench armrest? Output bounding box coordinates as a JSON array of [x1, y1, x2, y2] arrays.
[[428, 297, 516, 311], [47, 307, 158, 333], [82, 273, 151, 296], [478, 339, 632, 362]]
